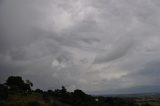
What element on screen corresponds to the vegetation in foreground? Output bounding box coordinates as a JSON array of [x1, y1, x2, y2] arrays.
[[0, 76, 159, 106]]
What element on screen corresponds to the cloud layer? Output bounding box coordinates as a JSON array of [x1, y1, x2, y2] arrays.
[[1, 0, 160, 94]]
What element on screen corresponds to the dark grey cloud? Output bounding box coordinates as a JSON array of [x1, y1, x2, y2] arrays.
[[0, 0, 160, 94], [93, 36, 134, 64]]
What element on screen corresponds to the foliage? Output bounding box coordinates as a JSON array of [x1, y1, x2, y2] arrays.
[[0, 76, 157, 106], [35, 89, 43, 94], [5, 76, 33, 92]]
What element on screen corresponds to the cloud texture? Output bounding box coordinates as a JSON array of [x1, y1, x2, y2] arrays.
[[1, 0, 160, 94]]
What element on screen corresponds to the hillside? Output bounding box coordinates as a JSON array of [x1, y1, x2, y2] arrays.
[[1, 92, 72, 106], [0, 76, 160, 106]]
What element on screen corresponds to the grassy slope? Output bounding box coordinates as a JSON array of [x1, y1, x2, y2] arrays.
[[3, 92, 160, 106], [5, 93, 72, 106]]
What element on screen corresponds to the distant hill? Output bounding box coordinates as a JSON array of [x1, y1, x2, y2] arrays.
[[102, 92, 160, 98]]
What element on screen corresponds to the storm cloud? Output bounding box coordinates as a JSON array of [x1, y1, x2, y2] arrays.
[[1, 0, 160, 94]]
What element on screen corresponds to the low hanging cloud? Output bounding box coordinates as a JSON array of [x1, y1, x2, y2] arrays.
[[1, 0, 160, 94]]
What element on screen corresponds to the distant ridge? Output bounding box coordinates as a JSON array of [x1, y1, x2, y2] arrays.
[[94, 92, 160, 98]]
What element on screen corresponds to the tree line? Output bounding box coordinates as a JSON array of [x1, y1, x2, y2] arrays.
[[0, 76, 152, 106]]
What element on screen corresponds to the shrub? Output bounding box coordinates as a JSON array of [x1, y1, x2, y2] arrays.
[[43, 93, 50, 102], [0, 84, 8, 100]]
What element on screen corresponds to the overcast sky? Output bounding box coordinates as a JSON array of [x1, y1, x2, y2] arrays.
[[1, 0, 160, 94]]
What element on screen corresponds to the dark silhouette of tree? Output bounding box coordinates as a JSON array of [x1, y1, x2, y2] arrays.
[[72, 89, 94, 106], [22, 83, 31, 91], [0, 76, 149, 106], [6, 76, 24, 90], [61, 86, 67, 95], [54, 89, 61, 94], [5, 76, 32, 91], [26, 80, 33, 87], [35, 89, 43, 94], [47, 89, 54, 95], [60, 86, 69, 103], [73, 89, 86, 97]]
